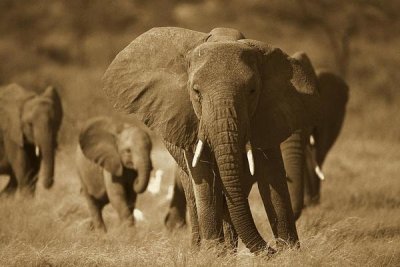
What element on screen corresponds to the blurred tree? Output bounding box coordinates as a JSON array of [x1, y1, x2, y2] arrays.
[[295, 0, 399, 79]]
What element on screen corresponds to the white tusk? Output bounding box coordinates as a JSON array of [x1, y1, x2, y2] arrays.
[[246, 141, 255, 176], [148, 169, 163, 194], [192, 140, 204, 167], [35, 146, 40, 156], [310, 135, 315, 146], [166, 185, 173, 200], [133, 209, 145, 221], [315, 165, 325, 180]]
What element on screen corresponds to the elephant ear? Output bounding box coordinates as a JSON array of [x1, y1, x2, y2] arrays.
[[0, 83, 36, 146], [207, 27, 245, 42], [79, 117, 123, 176], [42, 85, 63, 130], [102, 27, 208, 150], [240, 40, 320, 148], [291, 51, 318, 83]]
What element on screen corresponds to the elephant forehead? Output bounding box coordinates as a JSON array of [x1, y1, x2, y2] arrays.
[[118, 127, 150, 149], [189, 42, 257, 83], [24, 98, 59, 123]]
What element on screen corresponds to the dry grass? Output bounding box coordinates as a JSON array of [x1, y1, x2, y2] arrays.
[[1, 108, 399, 266], [1, 1, 399, 266]]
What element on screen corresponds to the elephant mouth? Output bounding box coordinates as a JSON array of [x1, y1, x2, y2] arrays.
[[192, 138, 255, 176], [125, 161, 134, 169]]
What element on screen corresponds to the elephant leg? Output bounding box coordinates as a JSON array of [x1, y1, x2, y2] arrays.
[[83, 190, 107, 232], [165, 166, 187, 231], [104, 171, 134, 227], [281, 130, 306, 221], [184, 149, 224, 248], [126, 186, 138, 218], [257, 147, 299, 249], [0, 173, 18, 197], [163, 141, 200, 247], [3, 140, 38, 195], [177, 166, 201, 247]]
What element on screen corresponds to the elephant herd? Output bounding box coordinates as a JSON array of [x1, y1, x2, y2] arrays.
[[0, 27, 348, 256]]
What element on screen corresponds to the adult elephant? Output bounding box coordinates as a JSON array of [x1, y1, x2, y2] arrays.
[[164, 55, 348, 237], [76, 116, 153, 231], [102, 27, 320, 254], [283, 52, 349, 219], [0, 83, 63, 195]]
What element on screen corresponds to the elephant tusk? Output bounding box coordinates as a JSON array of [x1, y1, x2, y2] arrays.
[[133, 209, 145, 221], [192, 140, 204, 167], [310, 135, 315, 146], [35, 146, 40, 157], [315, 165, 325, 180], [246, 141, 255, 176], [148, 169, 163, 194]]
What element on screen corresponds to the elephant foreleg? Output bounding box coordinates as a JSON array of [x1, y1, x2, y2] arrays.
[[4, 140, 37, 195], [184, 149, 224, 248], [83, 190, 107, 232], [257, 147, 299, 249], [104, 171, 134, 227], [164, 166, 187, 230], [0, 173, 18, 197], [177, 166, 201, 247], [163, 141, 201, 247]]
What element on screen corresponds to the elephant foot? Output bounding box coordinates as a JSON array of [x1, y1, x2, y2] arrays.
[[0, 177, 18, 198], [164, 207, 186, 231], [119, 217, 135, 229], [89, 221, 107, 233], [275, 238, 300, 252], [200, 238, 227, 256], [0, 188, 17, 198], [255, 246, 277, 260], [304, 195, 320, 207], [42, 178, 54, 189]]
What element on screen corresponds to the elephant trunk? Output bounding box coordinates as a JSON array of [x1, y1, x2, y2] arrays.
[[204, 97, 268, 253], [280, 130, 305, 221], [36, 130, 55, 189], [133, 154, 152, 194]]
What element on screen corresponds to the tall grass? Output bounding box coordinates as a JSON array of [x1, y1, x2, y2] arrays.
[[0, 1, 399, 266]]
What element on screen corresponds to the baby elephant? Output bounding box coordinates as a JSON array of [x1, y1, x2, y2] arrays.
[[76, 116, 153, 231]]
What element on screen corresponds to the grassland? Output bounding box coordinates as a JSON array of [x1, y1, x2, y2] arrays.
[[0, 100, 399, 266], [1, 1, 399, 266]]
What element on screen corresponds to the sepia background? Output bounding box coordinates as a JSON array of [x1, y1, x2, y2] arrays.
[[0, 0, 399, 265]]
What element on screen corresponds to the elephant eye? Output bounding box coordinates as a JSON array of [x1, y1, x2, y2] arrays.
[[193, 84, 200, 93], [192, 84, 202, 102]]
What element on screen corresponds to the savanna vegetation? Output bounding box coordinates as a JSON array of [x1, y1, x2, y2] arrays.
[[0, 0, 399, 266]]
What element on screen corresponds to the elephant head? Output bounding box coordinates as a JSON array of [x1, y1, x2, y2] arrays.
[[79, 117, 152, 194], [0, 83, 63, 189], [304, 69, 349, 205], [102, 27, 319, 252]]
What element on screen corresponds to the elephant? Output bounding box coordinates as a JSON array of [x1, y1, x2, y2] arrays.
[[102, 27, 320, 254], [75, 116, 153, 231], [284, 52, 349, 219], [165, 53, 349, 227], [0, 83, 63, 195]]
